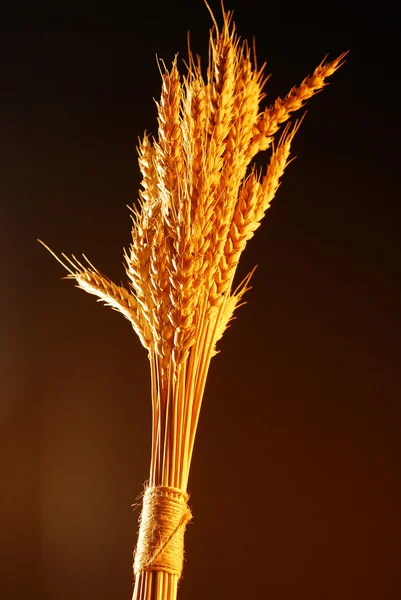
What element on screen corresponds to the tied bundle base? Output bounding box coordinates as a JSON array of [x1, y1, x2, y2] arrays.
[[134, 486, 192, 578]]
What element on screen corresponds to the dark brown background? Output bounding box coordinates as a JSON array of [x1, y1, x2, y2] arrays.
[[1, 1, 400, 599]]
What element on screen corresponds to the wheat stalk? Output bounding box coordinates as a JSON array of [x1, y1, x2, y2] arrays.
[[40, 4, 345, 599]]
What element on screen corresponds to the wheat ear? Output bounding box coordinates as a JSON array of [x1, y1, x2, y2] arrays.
[[251, 52, 348, 153], [38, 241, 151, 349]]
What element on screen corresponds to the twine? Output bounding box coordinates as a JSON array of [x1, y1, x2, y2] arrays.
[[133, 485, 192, 578]]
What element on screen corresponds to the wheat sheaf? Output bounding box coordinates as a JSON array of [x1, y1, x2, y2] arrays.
[[40, 4, 345, 599]]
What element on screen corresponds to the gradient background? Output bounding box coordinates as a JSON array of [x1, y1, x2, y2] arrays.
[[1, 1, 400, 599]]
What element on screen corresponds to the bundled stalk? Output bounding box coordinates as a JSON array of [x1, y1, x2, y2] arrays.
[[40, 4, 345, 600]]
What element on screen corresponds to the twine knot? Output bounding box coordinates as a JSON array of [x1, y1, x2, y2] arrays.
[[133, 485, 192, 578]]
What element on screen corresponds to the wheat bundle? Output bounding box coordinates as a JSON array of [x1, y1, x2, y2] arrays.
[[40, 4, 345, 599]]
